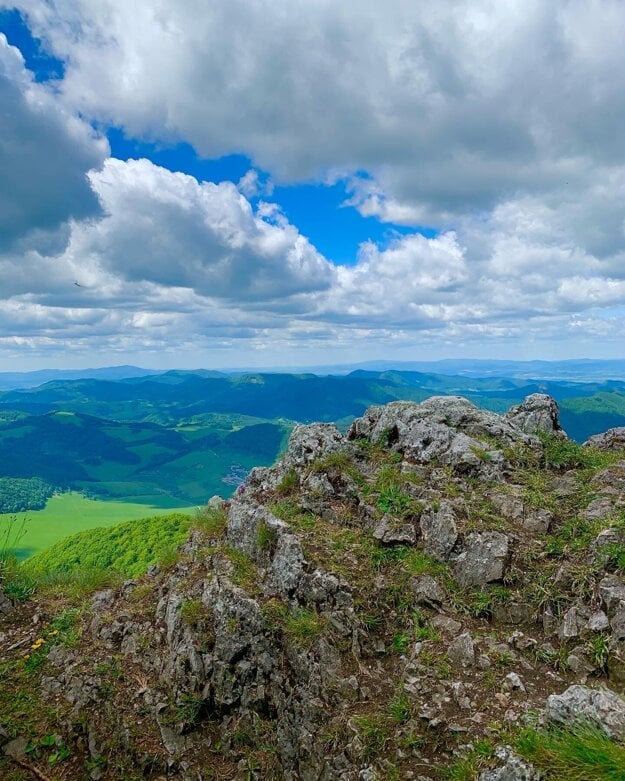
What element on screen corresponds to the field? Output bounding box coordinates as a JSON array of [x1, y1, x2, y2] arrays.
[[1, 492, 194, 560]]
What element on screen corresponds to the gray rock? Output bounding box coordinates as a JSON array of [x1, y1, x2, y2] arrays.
[[592, 528, 625, 568], [283, 423, 345, 469], [492, 602, 533, 626], [505, 393, 566, 438], [372, 515, 417, 545], [502, 672, 526, 693], [420, 501, 458, 561], [546, 685, 625, 739], [453, 532, 509, 587], [522, 509, 552, 534], [348, 397, 534, 476], [207, 495, 225, 510], [611, 605, 625, 642], [413, 575, 446, 609], [583, 498, 617, 523], [91, 589, 116, 612], [591, 463, 625, 496], [447, 632, 475, 667], [3, 736, 28, 760], [490, 489, 525, 524], [559, 605, 591, 640], [599, 575, 625, 613], [588, 611, 610, 632], [431, 615, 463, 636], [479, 746, 539, 780], [585, 427, 625, 451]]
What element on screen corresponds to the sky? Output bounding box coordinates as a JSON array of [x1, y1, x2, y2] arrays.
[[0, 1, 625, 371]]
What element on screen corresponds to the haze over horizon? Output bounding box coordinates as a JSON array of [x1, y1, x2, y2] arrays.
[[1, 2, 625, 370]]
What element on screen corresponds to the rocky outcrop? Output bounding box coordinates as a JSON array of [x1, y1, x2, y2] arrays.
[[6, 392, 625, 780], [348, 396, 538, 477], [585, 427, 625, 451], [504, 393, 566, 438], [479, 747, 539, 781]]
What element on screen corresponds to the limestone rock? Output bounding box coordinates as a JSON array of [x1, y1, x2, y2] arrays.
[[546, 685, 625, 739], [599, 575, 625, 613], [447, 632, 475, 667], [348, 397, 535, 476], [372, 515, 417, 545], [453, 532, 509, 587], [522, 509, 552, 534], [413, 575, 446, 609], [283, 423, 345, 469], [479, 746, 539, 780], [504, 393, 566, 438], [420, 501, 458, 561], [585, 427, 625, 451]]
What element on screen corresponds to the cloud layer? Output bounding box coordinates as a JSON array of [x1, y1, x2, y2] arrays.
[[1, 1, 625, 364]]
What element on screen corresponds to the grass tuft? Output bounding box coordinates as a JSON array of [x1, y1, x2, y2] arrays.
[[516, 723, 625, 781]]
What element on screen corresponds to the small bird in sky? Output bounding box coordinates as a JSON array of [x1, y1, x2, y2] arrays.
[[74, 281, 83, 287]]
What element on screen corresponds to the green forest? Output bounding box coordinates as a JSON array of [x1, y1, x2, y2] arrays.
[[0, 476, 55, 513]]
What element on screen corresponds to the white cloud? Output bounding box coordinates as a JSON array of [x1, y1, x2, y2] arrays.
[[2, 1, 625, 363]]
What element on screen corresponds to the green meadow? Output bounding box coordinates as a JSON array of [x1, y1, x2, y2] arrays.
[[1, 492, 194, 560]]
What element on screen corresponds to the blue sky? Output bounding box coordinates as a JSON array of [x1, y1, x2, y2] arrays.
[[0, 2, 624, 369]]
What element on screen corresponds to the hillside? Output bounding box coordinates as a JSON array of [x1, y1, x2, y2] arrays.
[[0, 409, 291, 508], [2, 394, 625, 779]]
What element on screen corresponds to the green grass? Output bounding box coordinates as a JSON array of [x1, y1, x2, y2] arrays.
[[516, 724, 625, 780], [1, 492, 194, 560], [283, 607, 327, 648]]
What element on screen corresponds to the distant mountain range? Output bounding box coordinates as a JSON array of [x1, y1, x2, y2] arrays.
[[2, 358, 625, 391]]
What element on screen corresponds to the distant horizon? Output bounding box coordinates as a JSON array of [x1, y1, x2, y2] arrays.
[[1, 356, 625, 379]]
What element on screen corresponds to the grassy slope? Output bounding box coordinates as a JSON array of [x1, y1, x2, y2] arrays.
[[26, 511, 193, 579], [1, 492, 194, 560]]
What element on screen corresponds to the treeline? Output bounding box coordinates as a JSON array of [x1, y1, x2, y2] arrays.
[[0, 477, 55, 513]]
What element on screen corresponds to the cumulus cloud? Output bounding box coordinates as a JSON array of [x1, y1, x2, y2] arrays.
[[0, 33, 107, 249], [9, 2, 625, 205], [2, 0, 625, 362]]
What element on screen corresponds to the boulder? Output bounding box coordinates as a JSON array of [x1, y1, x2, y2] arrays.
[[453, 532, 510, 587], [283, 423, 345, 468], [546, 684, 625, 739], [504, 393, 566, 438]]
